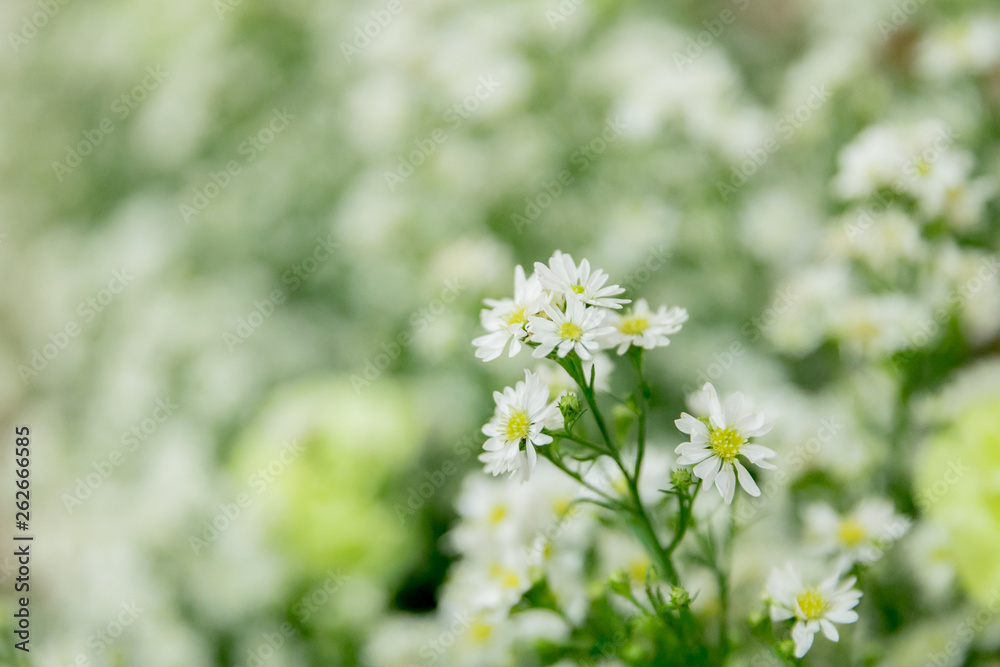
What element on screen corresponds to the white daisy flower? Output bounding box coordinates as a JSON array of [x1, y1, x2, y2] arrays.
[[603, 299, 688, 355], [481, 370, 563, 482], [473, 265, 550, 361], [767, 563, 862, 658], [673, 383, 776, 504], [528, 296, 615, 360], [804, 498, 910, 564], [533, 251, 630, 309]]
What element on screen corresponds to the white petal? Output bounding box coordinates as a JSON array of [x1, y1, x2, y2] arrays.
[[694, 456, 723, 486], [791, 622, 815, 658], [715, 465, 736, 504], [826, 609, 858, 624], [525, 442, 537, 471], [820, 619, 839, 642], [734, 460, 761, 496], [770, 605, 794, 622], [675, 413, 706, 436]]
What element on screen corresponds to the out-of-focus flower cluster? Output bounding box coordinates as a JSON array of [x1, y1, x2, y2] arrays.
[[0, 0, 997, 664]]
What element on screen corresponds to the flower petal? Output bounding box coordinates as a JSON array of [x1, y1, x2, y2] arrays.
[[734, 460, 761, 497]]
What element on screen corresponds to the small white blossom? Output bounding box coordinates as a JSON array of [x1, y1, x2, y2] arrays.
[[804, 498, 910, 564], [473, 266, 550, 361], [534, 251, 630, 309], [767, 563, 862, 658], [481, 370, 563, 482], [528, 296, 615, 360], [602, 299, 688, 355], [674, 383, 776, 504]]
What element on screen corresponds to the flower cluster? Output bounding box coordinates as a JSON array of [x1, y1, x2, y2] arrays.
[[474, 251, 687, 481]]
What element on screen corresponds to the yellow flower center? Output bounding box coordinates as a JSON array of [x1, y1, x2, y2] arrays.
[[504, 306, 527, 326], [504, 410, 530, 441], [559, 322, 583, 341], [552, 497, 572, 517], [915, 158, 932, 176], [470, 620, 493, 643], [619, 317, 649, 335], [709, 427, 745, 461], [628, 558, 651, 583], [796, 589, 829, 621], [837, 519, 867, 547], [571, 284, 585, 294], [489, 563, 522, 589], [489, 505, 508, 524]]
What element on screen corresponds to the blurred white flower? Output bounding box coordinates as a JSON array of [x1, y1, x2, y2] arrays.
[[674, 383, 776, 504], [917, 16, 1000, 80], [804, 498, 909, 564], [602, 298, 688, 355], [767, 563, 862, 658], [481, 370, 562, 482]]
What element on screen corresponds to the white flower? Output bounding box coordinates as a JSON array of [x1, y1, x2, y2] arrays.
[[528, 296, 615, 360], [602, 299, 688, 355], [674, 383, 776, 504], [533, 251, 630, 309], [473, 266, 550, 361], [481, 370, 563, 482], [767, 563, 862, 658], [804, 498, 910, 564], [917, 16, 1000, 80]]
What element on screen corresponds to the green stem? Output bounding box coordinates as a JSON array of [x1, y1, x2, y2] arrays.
[[628, 348, 649, 478], [540, 448, 621, 507], [556, 353, 678, 585], [667, 484, 699, 555]]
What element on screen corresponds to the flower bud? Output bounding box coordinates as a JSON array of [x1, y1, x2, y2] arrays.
[[558, 392, 583, 424], [608, 569, 633, 597], [671, 468, 693, 492], [669, 586, 691, 608]]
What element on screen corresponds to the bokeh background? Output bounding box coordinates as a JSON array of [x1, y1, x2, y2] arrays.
[[1, 0, 999, 665]]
